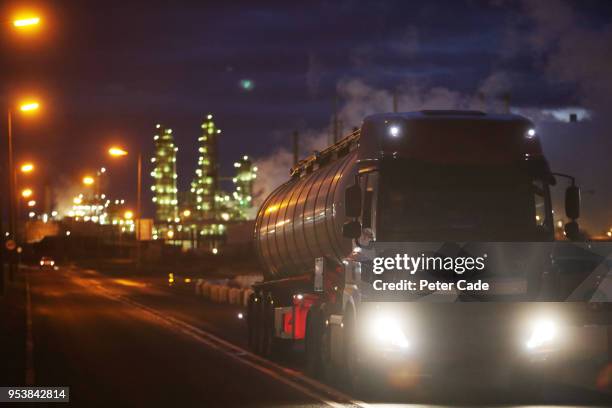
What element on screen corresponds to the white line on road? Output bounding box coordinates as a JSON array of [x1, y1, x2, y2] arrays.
[[85, 280, 370, 408]]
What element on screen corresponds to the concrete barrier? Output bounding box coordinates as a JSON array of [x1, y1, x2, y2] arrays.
[[210, 285, 220, 302], [228, 288, 241, 305], [218, 286, 229, 303], [242, 288, 254, 307], [195, 279, 204, 295], [201, 283, 211, 298]]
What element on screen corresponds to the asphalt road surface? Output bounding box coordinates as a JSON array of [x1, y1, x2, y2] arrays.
[[2, 264, 611, 407]]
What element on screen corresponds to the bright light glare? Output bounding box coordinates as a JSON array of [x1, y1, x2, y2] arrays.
[[82, 176, 95, 185], [212, 248, 219, 255], [21, 163, 34, 173], [371, 315, 410, 349], [20, 102, 39, 112], [526, 320, 557, 350], [108, 147, 128, 157], [21, 188, 33, 198], [124, 210, 134, 220], [27, 200, 36, 207], [526, 128, 536, 139], [13, 17, 40, 27], [389, 126, 400, 137]]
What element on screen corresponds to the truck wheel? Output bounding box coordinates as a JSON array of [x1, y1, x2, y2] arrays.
[[342, 309, 363, 390], [251, 293, 267, 355], [247, 293, 257, 350], [261, 295, 274, 357], [305, 309, 323, 378]]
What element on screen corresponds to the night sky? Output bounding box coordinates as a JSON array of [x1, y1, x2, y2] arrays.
[[1, 0, 611, 232]]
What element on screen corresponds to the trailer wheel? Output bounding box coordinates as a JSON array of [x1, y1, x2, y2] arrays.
[[305, 309, 323, 378], [250, 292, 267, 355], [247, 293, 257, 350], [261, 294, 275, 357], [342, 308, 363, 390]]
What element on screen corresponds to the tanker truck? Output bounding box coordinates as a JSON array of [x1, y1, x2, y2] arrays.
[[247, 110, 598, 388]]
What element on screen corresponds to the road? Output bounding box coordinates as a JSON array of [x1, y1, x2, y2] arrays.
[[2, 264, 611, 407]]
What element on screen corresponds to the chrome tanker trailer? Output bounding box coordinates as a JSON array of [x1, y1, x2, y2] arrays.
[[248, 110, 599, 388]]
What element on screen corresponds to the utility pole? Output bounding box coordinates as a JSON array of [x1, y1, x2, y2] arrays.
[[0, 164, 4, 295], [7, 109, 16, 281], [392, 88, 398, 113], [502, 92, 511, 114], [477, 91, 486, 111], [292, 131, 299, 165], [136, 153, 142, 272], [332, 95, 339, 144]]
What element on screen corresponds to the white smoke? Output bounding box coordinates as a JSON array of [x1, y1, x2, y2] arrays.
[[254, 0, 612, 235]]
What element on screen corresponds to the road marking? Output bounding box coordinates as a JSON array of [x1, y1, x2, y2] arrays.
[[25, 272, 35, 385], [83, 279, 369, 408]]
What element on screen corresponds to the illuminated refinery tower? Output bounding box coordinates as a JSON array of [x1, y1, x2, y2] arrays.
[[231, 155, 257, 220], [191, 114, 221, 220], [151, 124, 179, 223]]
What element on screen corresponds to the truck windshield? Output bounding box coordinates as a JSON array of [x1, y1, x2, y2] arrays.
[[378, 160, 552, 242]]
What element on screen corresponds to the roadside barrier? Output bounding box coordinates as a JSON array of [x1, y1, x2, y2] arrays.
[[195, 279, 204, 295], [228, 288, 241, 305], [192, 279, 255, 306], [210, 285, 220, 302], [201, 283, 211, 299], [242, 288, 253, 307], [218, 286, 229, 303]]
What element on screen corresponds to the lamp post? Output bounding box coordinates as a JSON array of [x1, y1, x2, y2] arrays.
[[7, 102, 39, 280], [1, 14, 43, 293], [108, 147, 142, 271]]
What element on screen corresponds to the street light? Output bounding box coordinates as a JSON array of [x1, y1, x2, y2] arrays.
[[20, 102, 40, 112], [108, 146, 143, 270], [6, 100, 40, 276], [108, 146, 128, 157], [3, 11, 43, 291], [13, 16, 41, 28], [20, 163, 34, 173], [21, 188, 33, 198], [82, 175, 95, 186]]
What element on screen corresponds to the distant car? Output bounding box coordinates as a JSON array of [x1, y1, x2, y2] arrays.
[[39, 256, 55, 269]]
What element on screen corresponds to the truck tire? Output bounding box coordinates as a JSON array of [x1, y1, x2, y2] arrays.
[[341, 308, 363, 391], [247, 293, 257, 350], [261, 294, 274, 357], [305, 309, 324, 378]]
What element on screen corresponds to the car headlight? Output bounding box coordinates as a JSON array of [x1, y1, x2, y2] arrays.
[[526, 319, 557, 350], [40, 261, 44, 266], [370, 315, 410, 350]]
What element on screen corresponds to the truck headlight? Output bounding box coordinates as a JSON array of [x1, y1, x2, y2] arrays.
[[370, 315, 410, 350], [526, 319, 557, 350]]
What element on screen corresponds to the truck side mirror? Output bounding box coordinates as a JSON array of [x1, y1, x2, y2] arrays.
[[564, 221, 581, 241], [565, 185, 580, 220], [342, 220, 361, 239], [345, 184, 362, 218]]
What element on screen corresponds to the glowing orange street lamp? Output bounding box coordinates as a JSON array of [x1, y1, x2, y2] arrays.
[[20, 163, 34, 173], [19, 102, 40, 112], [21, 188, 33, 198], [108, 146, 143, 269], [13, 16, 41, 28], [7, 100, 40, 250], [82, 175, 95, 186], [108, 146, 128, 157]]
